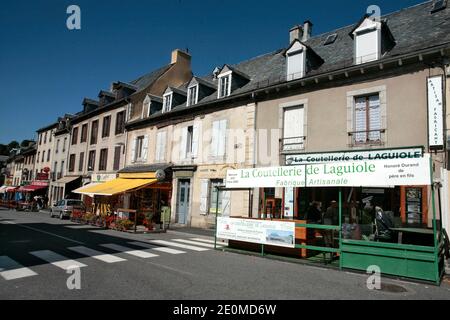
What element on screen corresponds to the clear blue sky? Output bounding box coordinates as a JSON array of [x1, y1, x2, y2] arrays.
[[0, 0, 425, 144]]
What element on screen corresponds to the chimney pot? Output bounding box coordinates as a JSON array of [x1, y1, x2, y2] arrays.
[[302, 20, 313, 42], [289, 25, 303, 43], [171, 49, 191, 65]]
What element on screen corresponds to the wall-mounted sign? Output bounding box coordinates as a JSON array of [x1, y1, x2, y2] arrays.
[[36, 173, 49, 181], [217, 217, 296, 248], [227, 154, 431, 189], [427, 76, 444, 150], [91, 173, 117, 183], [286, 147, 423, 166]]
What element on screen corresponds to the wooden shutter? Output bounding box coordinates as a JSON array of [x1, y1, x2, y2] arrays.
[[142, 135, 149, 162], [180, 127, 188, 160], [113, 146, 121, 171], [368, 95, 381, 141], [192, 123, 199, 159], [210, 121, 220, 157], [156, 132, 166, 162], [354, 97, 367, 143], [131, 138, 137, 163], [199, 179, 209, 215], [217, 120, 227, 157]]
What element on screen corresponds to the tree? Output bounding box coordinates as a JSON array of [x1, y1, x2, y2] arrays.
[[0, 144, 8, 156], [8, 141, 19, 151], [20, 140, 34, 148]]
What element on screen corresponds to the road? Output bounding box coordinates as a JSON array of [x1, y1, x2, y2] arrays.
[[1, 207, 450, 300]]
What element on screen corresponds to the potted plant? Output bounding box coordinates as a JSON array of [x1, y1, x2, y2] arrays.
[[144, 212, 154, 231]]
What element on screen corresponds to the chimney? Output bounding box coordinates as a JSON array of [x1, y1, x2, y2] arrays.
[[171, 49, 191, 66], [302, 20, 313, 42], [289, 25, 304, 43]]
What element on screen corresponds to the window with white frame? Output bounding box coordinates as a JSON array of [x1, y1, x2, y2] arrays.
[[187, 86, 198, 107], [354, 19, 381, 65], [163, 93, 173, 113], [126, 103, 133, 121], [354, 94, 381, 144], [286, 42, 305, 80], [155, 131, 166, 162], [218, 75, 231, 98], [142, 96, 151, 119], [132, 135, 148, 162], [180, 125, 199, 160], [283, 106, 305, 152], [210, 119, 227, 157]]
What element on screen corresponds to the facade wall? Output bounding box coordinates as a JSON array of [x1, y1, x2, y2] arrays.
[[35, 128, 56, 178]]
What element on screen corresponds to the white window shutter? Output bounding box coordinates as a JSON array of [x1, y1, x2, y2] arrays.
[[131, 138, 137, 163], [217, 120, 227, 157], [221, 191, 231, 217], [368, 95, 381, 141], [180, 127, 188, 160], [157, 132, 166, 162], [142, 135, 149, 161], [192, 123, 200, 159], [354, 97, 367, 143], [210, 121, 220, 157], [199, 179, 209, 215]]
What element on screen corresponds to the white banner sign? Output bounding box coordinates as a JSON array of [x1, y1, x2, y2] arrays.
[[428, 76, 444, 149], [226, 155, 431, 188], [286, 147, 423, 165], [217, 217, 296, 248]]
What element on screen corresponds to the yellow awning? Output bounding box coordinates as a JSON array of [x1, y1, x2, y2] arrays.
[[75, 178, 157, 196]]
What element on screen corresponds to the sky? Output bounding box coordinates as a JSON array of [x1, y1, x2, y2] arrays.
[[0, 0, 427, 144]]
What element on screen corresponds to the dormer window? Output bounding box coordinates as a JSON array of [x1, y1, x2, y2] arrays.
[[286, 41, 306, 81], [163, 93, 173, 113], [218, 73, 231, 98], [142, 96, 151, 119], [187, 85, 198, 107], [353, 18, 382, 65]]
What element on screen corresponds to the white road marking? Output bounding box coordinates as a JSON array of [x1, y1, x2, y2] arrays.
[[0, 256, 37, 280], [68, 246, 126, 263], [149, 240, 209, 252], [30, 250, 87, 270], [173, 239, 220, 249], [100, 244, 159, 259], [65, 225, 92, 229], [190, 238, 225, 245], [128, 241, 186, 255]]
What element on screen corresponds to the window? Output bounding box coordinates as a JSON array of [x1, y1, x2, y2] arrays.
[[88, 151, 96, 171], [69, 154, 76, 172], [113, 146, 121, 171], [90, 120, 98, 145], [354, 19, 381, 65], [102, 116, 111, 138], [115, 111, 125, 135], [187, 86, 198, 106], [56, 139, 60, 154], [163, 94, 172, 113], [180, 125, 198, 160], [211, 120, 227, 157], [132, 135, 148, 162], [49, 131, 52, 143], [155, 132, 167, 162], [60, 161, 65, 177], [286, 42, 305, 80], [99, 148, 108, 171], [209, 179, 224, 214], [354, 94, 381, 144], [39, 134, 42, 145], [44, 132, 47, 144], [42, 151, 45, 162], [126, 104, 133, 122], [63, 138, 67, 152], [218, 75, 231, 98], [37, 152, 40, 163], [142, 97, 151, 119], [72, 127, 79, 145], [282, 106, 305, 152], [47, 149, 50, 162], [79, 152, 84, 172], [81, 124, 88, 143]]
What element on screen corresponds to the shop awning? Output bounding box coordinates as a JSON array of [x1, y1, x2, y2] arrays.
[[74, 178, 158, 196], [73, 183, 102, 198], [53, 176, 81, 187], [19, 184, 48, 192], [0, 186, 8, 194], [5, 187, 18, 193]]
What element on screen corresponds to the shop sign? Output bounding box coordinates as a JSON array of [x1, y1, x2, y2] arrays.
[[32, 181, 49, 187], [91, 174, 117, 183], [427, 76, 444, 150], [217, 217, 296, 248], [226, 154, 431, 188], [36, 173, 49, 181], [286, 147, 423, 165]]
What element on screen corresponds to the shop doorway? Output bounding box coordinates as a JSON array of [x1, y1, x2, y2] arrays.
[[176, 179, 190, 225]]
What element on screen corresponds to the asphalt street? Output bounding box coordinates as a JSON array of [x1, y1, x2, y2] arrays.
[[1, 207, 450, 300]]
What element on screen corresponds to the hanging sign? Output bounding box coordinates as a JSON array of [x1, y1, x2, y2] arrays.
[[427, 75, 444, 150]]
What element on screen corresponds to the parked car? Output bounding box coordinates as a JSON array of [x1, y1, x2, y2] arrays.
[[50, 199, 86, 220]]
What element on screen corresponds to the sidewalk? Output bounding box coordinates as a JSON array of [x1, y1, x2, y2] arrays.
[[167, 224, 216, 238]]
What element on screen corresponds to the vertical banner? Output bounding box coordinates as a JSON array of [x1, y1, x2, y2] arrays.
[[427, 75, 444, 150]]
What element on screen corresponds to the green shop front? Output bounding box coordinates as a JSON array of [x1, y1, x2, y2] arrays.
[[216, 148, 446, 284]]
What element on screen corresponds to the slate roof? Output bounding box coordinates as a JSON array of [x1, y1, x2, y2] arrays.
[[131, 64, 173, 92], [165, 0, 450, 109]]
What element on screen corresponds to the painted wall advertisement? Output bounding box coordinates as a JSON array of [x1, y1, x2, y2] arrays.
[[427, 75, 444, 150], [226, 154, 431, 189], [217, 217, 296, 248]]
